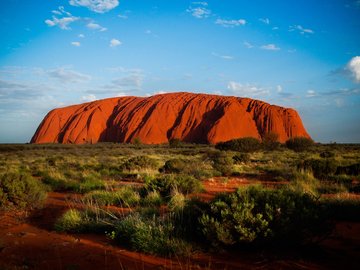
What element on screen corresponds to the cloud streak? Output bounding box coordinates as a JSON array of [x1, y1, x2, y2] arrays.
[[215, 18, 246, 27], [69, 0, 119, 13]]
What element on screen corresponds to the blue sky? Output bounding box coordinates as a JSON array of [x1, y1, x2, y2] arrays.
[[1, 0, 360, 143]]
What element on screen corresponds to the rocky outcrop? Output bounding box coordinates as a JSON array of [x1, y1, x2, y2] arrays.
[[31, 92, 310, 144]]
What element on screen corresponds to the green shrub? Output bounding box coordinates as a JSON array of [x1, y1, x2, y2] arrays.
[[168, 138, 183, 148], [160, 158, 187, 174], [0, 171, 47, 209], [199, 186, 329, 248], [298, 159, 338, 180], [84, 187, 140, 207], [285, 137, 314, 152], [211, 152, 234, 176], [111, 213, 192, 256], [233, 153, 251, 164], [144, 174, 203, 197], [320, 151, 335, 159], [120, 156, 158, 172], [168, 191, 186, 212], [216, 137, 262, 153], [54, 209, 111, 233], [262, 132, 281, 150], [142, 191, 163, 206], [336, 163, 360, 176]]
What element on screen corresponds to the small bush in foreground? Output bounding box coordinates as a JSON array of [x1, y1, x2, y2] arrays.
[[110, 213, 192, 256], [286, 137, 314, 152], [0, 171, 47, 209], [199, 186, 329, 248]]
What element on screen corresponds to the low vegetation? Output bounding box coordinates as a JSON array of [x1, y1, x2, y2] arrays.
[[0, 141, 359, 260]]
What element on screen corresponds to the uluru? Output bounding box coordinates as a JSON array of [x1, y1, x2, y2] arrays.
[[30, 92, 310, 144]]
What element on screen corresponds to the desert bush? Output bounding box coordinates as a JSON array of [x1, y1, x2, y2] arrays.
[[336, 163, 360, 176], [110, 213, 192, 256], [199, 186, 328, 248], [120, 156, 158, 172], [0, 171, 47, 209], [285, 137, 314, 152], [233, 153, 251, 164], [211, 152, 234, 176], [142, 190, 163, 206], [167, 190, 186, 212], [320, 151, 335, 159], [160, 158, 187, 174], [216, 137, 262, 153], [144, 174, 203, 197], [298, 159, 338, 180], [84, 187, 140, 207], [168, 138, 183, 148], [55, 209, 111, 233], [262, 132, 281, 150]]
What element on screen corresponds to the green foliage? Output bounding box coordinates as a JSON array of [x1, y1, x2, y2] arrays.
[[144, 174, 203, 197], [160, 158, 187, 174], [336, 163, 360, 176], [167, 190, 186, 211], [216, 137, 262, 153], [0, 171, 47, 209], [84, 187, 141, 207], [168, 138, 183, 148], [199, 186, 328, 248], [285, 137, 314, 152], [211, 151, 234, 176], [111, 213, 192, 256], [320, 151, 335, 158], [120, 155, 158, 171], [262, 132, 281, 150], [54, 209, 111, 233], [233, 153, 251, 164], [142, 190, 163, 206], [298, 159, 338, 180]]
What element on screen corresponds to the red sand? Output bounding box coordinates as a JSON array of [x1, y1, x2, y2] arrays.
[[31, 92, 310, 144]]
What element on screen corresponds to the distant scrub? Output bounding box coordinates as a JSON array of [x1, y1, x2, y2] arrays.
[[298, 159, 338, 180], [120, 156, 158, 171], [0, 171, 47, 209], [216, 137, 262, 153], [285, 137, 314, 152], [84, 187, 140, 207], [262, 132, 281, 150]]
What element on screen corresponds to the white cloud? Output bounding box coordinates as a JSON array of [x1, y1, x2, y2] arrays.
[[81, 94, 97, 102], [47, 68, 91, 83], [272, 26, 279, 30], [71, 41, 81, 47], [259, 18, 270, 24], [289, 25, 314, 34], [212, 52, 234, 60], [215, 19, 246, 27], [347, 56, 360, 83], [306, 90, 317, 98], [243, 41, 254, 49], [69, 0, 119, 13], [192, 2, 208, 6], [118, 14, 128, 19], [260, 44, 280, 51], [86, 22, 107, 31], [187, 7, 211, 19], [227, 82, 270, 97], [276, 85, 283, 92], [45, 16, 79, 30], [110, 38, 122, 47], [78, 34, 85, 38]]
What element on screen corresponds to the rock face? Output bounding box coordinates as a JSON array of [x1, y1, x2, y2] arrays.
[[31, 92, 310, 144]]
